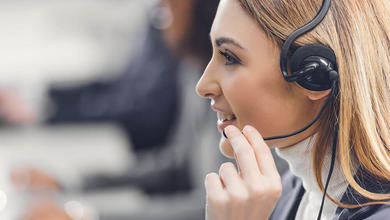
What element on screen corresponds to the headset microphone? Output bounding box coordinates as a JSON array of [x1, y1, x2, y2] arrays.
[[223, 0, 338, 219]]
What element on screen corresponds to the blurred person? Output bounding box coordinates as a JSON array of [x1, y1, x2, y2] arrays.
[[10, 0, 218, 191], [10, 0, 224, 220]]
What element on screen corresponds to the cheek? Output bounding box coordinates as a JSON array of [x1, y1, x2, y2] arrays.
[[226, 72, 297, 137], [226, 77, 271, 125]]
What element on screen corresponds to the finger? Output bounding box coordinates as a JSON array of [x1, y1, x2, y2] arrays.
[[218, 162, 248, 219], [242, 125, 279, 178], [205, 173, 229, 203], [218, 162, 247, 196], [224, 125, 261, 182], [205, 173, 228, 220]]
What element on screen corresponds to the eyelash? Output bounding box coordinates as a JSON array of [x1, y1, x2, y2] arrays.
[[218, 50, 241, 66]]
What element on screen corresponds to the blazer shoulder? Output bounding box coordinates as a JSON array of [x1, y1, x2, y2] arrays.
[[366, 204, 390, 219], [269, 171, 305, 220], [281, 170, 302, 190], [336, 203, 390, 220]]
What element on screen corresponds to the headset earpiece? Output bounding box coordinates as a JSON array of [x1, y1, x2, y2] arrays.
[[275, 1, 338, 219], [279, 0, 339, 92], [289, 44, 338, 91]]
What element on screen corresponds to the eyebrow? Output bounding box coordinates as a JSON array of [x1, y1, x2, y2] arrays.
[[215, 37, 244, 49]]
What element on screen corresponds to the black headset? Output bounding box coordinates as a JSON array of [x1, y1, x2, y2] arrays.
[[222, 0, 339, 141], [223, 0, 340, 140], [263, 0, 339, 141], [280, 0, 338, 92], [222, 0, 339, 219], [275, 0, 339, 219]]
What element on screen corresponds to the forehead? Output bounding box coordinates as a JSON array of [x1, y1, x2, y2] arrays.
[[210, 0, 264, 44]]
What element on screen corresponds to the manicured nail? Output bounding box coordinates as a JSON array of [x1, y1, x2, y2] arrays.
[[243, 125, 254, 133], [223, 126, 236, 138]]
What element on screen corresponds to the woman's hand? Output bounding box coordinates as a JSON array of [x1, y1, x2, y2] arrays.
[[205, 125, 282, 220]]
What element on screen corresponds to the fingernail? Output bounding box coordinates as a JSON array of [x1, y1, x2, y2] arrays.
[[225, 125, 236, 133], [243, 125, 254, 133], [223, 126, 236, 138]]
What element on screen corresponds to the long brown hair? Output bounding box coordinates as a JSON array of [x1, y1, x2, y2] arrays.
[[237, 0, 390, 208]]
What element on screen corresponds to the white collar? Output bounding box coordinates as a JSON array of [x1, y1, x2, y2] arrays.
[[275, 134, 349, 218]]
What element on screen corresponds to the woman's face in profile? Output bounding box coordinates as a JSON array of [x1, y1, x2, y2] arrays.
[[196, 0, 318, 157]]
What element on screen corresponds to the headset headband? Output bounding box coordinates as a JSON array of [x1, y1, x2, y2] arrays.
[[280, 0, 332, 81]]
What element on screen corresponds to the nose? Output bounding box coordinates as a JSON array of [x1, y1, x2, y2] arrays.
[[196, 61, 221, 99]]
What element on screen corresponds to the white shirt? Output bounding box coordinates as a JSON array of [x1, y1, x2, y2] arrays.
[[275, 135, 349, 220]]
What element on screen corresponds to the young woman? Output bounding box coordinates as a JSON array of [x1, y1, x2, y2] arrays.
[[196, 0, 390, 219]]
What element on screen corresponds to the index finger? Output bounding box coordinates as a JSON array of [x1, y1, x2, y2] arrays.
[[224, 125, 261, 182], [242, 125, 279, 177]]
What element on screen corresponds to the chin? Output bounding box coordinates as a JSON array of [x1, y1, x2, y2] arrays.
[[219, 136, 235, 159]]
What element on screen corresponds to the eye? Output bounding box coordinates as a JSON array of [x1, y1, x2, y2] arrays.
[[218, 50, 241, 66]]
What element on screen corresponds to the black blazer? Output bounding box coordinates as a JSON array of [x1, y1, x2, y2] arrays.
[[270, 169, 390, 220]]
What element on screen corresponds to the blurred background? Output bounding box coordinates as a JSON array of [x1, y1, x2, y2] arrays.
[[0, 0, 288, 219]]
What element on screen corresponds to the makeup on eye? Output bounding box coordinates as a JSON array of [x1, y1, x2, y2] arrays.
[[218, 49, 241, 65]]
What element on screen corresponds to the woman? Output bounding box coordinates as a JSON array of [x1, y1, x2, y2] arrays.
[[196, 0, 390, 219]]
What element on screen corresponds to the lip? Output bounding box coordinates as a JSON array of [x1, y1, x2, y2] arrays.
[[210, 105, 234, 114], [217, 119, 236, 133], [211, 105, 236, 133]]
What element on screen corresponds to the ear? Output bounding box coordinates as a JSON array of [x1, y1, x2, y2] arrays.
[[300, 87, 332, 101]]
